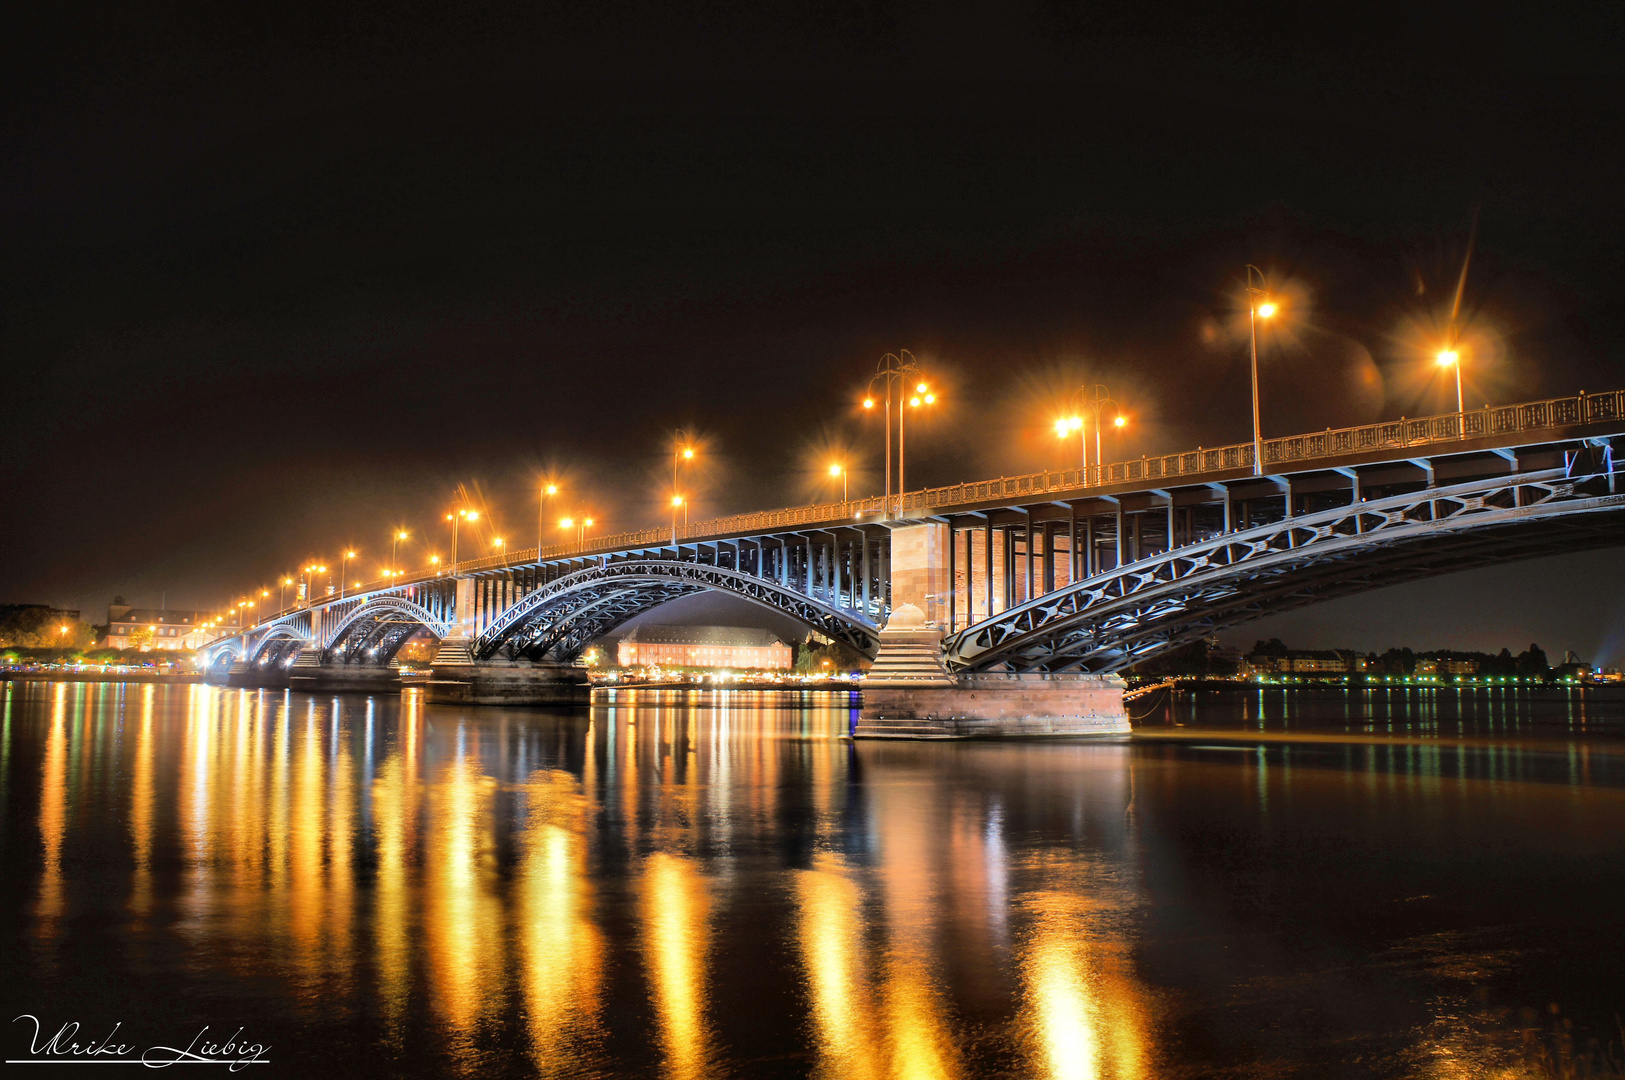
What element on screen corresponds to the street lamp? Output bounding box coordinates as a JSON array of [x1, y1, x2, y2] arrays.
[[339, 550, 357, 599], [671, 436, 696, 543], [1437, 348, 1464, 433], [539, 483, 558, 551], [828, 463, 847, 502], [390, 530, 409, 573], [428, 554, 442, 575], [560, 514, 595, 545], [279, 576, 293, 613], [446, 508, 478, 565], [1245, 265, 1278, 477], [864, 351, 936, 519], [1054, 385, 1126, 478]]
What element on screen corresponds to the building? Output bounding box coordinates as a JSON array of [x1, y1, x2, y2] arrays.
[[104, 598, 239, 651], [1241, 648, 1365, 677], [615, 625, 792, 670]]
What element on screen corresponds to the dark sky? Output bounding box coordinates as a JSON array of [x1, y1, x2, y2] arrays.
[[4, 1, 1623, 663]]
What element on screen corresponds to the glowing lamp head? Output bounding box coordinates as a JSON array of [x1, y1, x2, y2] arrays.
[[397, 530, 409, 540], [1257, 301, 1278, 318], [924, 393, 936, 404], [345, 550, 356, 559], [682, 448, 694, 459], [1437, 349, 1459, 367], [560, 517, 574, 528], [1113, 415, 1127, 428], [492, 537, 504, 548], [465, 510, 478, 521], [546, 484, 558, 495], [916, 382, 927, 393], [909, 396, 921, 407], [829, 464, 842, 476], [584, 518, 594, 527], [671, 496, 684, 507], [429, 555, 440, 565], [863, 398, 874, 409]]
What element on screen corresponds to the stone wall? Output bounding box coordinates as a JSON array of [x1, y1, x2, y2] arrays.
[[857, 672, 1129, 738]]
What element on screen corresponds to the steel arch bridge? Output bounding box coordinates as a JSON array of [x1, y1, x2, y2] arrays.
[[943, 463, 1625, 673], [473, 560, 881, 663]]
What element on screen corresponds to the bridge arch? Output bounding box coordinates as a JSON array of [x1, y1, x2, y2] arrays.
[[945, 465, 1625, 673], [475, 559, 881, 662], [324, 596, 454, 666]]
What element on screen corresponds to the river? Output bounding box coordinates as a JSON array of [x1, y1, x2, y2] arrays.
[[2, 680, 1622, 1077]]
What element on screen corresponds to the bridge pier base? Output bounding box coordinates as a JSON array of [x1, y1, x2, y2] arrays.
[[287, 649, 403, 694], [854, 604, 1130, 738], [227, 661, 291, 689], [425, 638, 591, 706]]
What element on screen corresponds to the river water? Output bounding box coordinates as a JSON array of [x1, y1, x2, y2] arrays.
[[2, 680, 1623, 1078]]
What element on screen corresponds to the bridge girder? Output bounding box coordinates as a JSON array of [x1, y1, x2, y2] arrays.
[[475, 559, 881, 663], [324, 596, 453, 667], [944, 466, 1625, 673]]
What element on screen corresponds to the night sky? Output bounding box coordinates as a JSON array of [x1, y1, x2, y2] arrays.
[[4, 2, 1623, 663]]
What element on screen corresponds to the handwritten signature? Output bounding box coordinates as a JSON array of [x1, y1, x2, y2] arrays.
[[11, 1015, 270, 1071]]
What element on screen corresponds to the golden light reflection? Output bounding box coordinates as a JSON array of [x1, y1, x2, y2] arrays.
[[373, 692, 422, 1028], [1018, 885, 1151, 1080], [36, 684, 69, 922], [641, 852, 714, 1080], [794, 854, 883, 1080], [425, 736, 503, 1040], [128, 686, 156, 916], [518, 769, 604, 1073]]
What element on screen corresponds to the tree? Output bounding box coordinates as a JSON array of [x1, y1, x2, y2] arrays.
[[1516, 643, 1550, 677]]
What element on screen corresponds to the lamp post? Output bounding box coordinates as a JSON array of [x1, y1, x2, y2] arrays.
[[539, 484, 558, 551], [447, 508, 478, 565], [1245, 265, 1278, 477], [829, 463, 847, 503], [671, 436, 695, 544], [560, 514, 595, 546], [1437, 349, 1464, 434], [864, 351, 935, 519], [339, 551, 357, 599], [390, 530, 409, 574], [1055, 385, 1126, 480], [279, 576, 292, 614]]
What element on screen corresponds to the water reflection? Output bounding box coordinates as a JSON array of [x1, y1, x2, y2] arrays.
[[2, 682, 1624, 1079]]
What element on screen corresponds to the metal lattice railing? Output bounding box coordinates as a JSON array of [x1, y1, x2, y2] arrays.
[[300, 386, 1625, 598]]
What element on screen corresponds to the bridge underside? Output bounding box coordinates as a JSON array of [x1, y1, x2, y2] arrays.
[[946, 468, 1625, 673], [474, 560, 881, 663]]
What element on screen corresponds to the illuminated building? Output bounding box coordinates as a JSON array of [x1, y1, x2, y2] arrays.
[[104, 597, 240, 651], [615, 625, 792, 670]]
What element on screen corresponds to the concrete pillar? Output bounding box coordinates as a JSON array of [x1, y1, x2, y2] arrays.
[[454, 576, 477, 638], [887, 522, 949, 626], [856, 604, 1129, 739], [424, 636, 590, 706]]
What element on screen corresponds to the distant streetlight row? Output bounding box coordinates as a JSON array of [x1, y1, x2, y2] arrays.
[[228, 281, 1474, 620]]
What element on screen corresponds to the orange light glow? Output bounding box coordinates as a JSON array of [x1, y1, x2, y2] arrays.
[[1437, 349, 1459, 367], [1257, 301, 1278, 318]]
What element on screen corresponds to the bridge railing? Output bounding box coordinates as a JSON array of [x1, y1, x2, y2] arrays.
[[899, 387, 1625, 514], [239, 386, 1623, 616]]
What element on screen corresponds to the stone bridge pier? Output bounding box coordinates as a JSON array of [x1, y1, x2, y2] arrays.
[[424, 576, 591, 705], [856, 523, 1130, 738]]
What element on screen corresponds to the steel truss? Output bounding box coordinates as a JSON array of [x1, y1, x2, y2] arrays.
[[476, 560, 881, 663], [323, 596, 454, 666], [944, 465, 1625, 673]]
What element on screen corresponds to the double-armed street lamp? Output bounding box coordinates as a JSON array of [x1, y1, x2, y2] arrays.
[[1054, 385, 1128, 477], [863, 350, 937, 519], [560, 513, 595, 546], [301, 563, 327, 605], [1245, 265, 1280, 476], [446, 508, 479, 565]]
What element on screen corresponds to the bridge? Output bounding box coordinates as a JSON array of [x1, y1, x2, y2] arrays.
[[202, 388, 1625, 735]]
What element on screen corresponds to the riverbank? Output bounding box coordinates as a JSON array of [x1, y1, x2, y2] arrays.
[[1, 670, 203, 684]]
